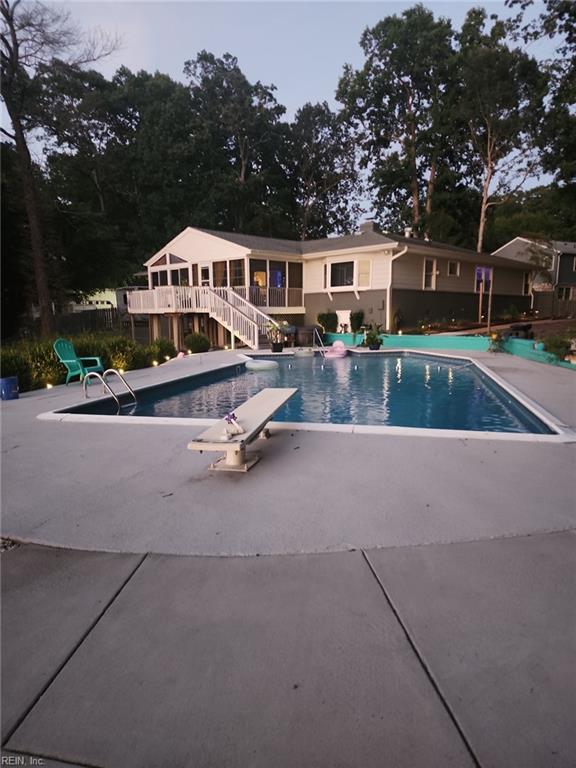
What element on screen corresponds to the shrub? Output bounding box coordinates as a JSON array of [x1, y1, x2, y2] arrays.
[[184, 332, 210, 353], [350, 310, 364, 333], [317, 311, 338, 333], [150, 337, 178, 360], [543, 336, 571, 360], [392, 309, 404, 332]]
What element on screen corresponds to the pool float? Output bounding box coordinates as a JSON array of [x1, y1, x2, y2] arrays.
[[244, 359, 279, 371], [294, 348, 314, 358], [324, 340, 348, 358]]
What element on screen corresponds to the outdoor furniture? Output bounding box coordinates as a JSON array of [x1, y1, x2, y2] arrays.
[[53, 338, 104, 384], [187, 387, 297, 472]]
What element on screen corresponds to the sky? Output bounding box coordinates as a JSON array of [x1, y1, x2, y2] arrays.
[[49, 0, 554, 120]]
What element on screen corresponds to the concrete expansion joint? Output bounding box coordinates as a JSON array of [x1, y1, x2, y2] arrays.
[[1, 553, 149, 748], [361, 548, 484, 768]]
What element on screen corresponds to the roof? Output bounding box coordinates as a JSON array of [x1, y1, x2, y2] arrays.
[[552, 240, 576, 255], [197, 228, 397, 255], [181, 226, 533, 270]]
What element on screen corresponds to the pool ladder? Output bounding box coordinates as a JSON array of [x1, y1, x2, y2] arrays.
[[83, 369, 137, 413]]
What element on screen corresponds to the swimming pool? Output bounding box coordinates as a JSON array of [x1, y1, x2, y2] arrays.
[[59, 353, 556, 434]]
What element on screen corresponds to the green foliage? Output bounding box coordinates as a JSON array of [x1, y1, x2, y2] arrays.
[[0, 334, 176, 392], [392, 310, 404, 331], [349, 310, 365, 333], [364, 327, 382, 347], [542, 335, 572, 360], [317, 311, 338, 333], [184, 332, 211, 353]]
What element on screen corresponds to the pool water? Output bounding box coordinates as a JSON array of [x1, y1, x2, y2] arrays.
[[64, 353, 554, 434]]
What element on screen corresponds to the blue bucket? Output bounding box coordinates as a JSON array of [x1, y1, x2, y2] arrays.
[[0, 376, 19, 400]]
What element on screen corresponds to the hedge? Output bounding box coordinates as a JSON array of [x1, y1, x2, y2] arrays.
[[0, 335, 177, 393]]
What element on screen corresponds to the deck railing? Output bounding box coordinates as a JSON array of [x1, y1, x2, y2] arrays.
[[127, 285, 304, 314]]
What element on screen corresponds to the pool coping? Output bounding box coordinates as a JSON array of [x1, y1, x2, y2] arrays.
[[37, 350, 574, 443]]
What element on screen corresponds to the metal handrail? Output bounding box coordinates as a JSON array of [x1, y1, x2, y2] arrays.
[[313, 328, 327, 357], [83, 369, 137, 414], [103, 369, 137, 405]]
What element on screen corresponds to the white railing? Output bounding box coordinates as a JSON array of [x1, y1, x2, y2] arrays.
[[127, 287, 261, 348], [206, 291, 259, 350], [212, 288, 277, 335], [231, 286, 303, 308]]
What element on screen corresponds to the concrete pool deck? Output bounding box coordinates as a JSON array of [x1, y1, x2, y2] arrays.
[[1, 348, 575, 766]]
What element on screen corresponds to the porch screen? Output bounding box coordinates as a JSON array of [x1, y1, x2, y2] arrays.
[[191, 264, 198, 286], [288, 262, 303, 288], [269, 261, 286, 288], [250, 259, 267, 286], [230, 259, 245, 287], [213, 261, 228, 287]]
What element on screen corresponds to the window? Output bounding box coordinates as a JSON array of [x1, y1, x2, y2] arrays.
[[168, 253, 186, 264], [558, 286, 572, 301], [200, 266, 210, 286], [230, 259, 245, 287], [475, 266, 492, 293], [151, 255, 167, 267], [423, 258, 436, 290], [152, 272, 159, 287], [522, 272, 530, 296], [447, 260, 460, 277], [191, 264, 198, 286], [330, 261, 354, 287]]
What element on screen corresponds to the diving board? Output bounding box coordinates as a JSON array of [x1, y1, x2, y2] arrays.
[[187, 387, 297, 472]]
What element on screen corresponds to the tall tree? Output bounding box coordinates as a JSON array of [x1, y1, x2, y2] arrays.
[[505, 0, 576, 183], [337, 4, 458, 235], [0, 0, 116, 335], [457, 9, 548, 252], [289, 102, 362, 239], [184, 51, 293, 236]]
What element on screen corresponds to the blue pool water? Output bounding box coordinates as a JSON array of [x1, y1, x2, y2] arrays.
[[62, 353, 554, 434]]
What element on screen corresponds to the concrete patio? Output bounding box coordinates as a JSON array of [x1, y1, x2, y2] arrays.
[[1, 349, 575, 766]]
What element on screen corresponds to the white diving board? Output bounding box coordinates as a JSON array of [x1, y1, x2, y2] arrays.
[[187, 387, 298, 472]]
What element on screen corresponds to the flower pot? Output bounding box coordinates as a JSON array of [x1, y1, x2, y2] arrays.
[[271, 342, 284, 353], [368, 343, 381, 351]]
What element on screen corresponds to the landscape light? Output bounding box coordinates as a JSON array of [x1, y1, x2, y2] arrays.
[[46, 383, 53, 389], [187, 350, 192, 355], [164, 355, 170, 361], [119, 368, 124, 374], [152, 360, 158, 366]]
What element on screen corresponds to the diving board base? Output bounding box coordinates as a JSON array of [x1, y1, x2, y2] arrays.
[[210, 451, 261, 473]]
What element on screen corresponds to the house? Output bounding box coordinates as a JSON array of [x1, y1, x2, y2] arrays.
[[493, 237, 576, 315], [127, 223, 535, 349]]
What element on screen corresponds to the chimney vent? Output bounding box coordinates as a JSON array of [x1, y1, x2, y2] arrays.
[[359, 220, 378, 234]]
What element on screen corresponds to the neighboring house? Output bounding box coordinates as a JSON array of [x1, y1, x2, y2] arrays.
[[493, 237, 576, 315], [127, 223, 535, 349]]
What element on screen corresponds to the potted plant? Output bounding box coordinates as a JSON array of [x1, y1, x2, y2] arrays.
[[267, 321, 287, 352], [364, 325, 382, 350]]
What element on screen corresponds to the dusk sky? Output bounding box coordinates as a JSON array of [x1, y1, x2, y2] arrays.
[[53, 1, 554, 120]]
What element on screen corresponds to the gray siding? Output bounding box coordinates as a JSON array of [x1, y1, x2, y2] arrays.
[[392, 252, 528, 295], [391, 290, 531, 328], [304, 290, 387, 329]]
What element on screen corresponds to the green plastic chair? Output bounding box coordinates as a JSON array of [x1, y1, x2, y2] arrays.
[[53, 338, 104, 384]]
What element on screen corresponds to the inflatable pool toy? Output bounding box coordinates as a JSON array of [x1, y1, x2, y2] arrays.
[[294, 348, 314, 358], [324, 340, 348, 358], [245, 359, 279, 371]]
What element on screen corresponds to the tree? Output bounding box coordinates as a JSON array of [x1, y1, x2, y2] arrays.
[[457, 9, 549, 252], [505, 0, 576, 183], [0, 0, 116, 335], [337, 4, 459, 235], [184, 51, 293, 237], [288, 102, 362, 239]]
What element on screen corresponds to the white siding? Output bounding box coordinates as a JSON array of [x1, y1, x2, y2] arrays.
[[163, 230, 248, 263]]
